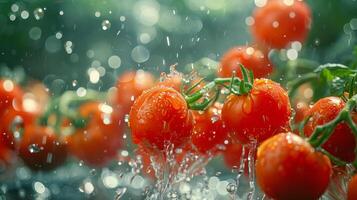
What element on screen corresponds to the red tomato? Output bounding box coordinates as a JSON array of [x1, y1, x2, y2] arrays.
[[114, 70, 155, 113], [191, 103, 228, 154], [0, 143, 16, 167], [129, 86, 193, 151], [67, 102, 124, 166], [19, 125, 67, 170], [304, 97, 356, 162], [222, 79, 291, 144], [0, 106, 39, 150], [157, 73, 183, 92], [251, 0, 311, 49], [256, 132, 332, 200], [348, 174, 357, 200], [218, 46, 273, 78], [0, 79, 23, 115], [293, 101, 310, 124], [223, 142, 243, 169]]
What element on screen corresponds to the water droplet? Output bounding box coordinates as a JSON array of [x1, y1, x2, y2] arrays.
[[101, 20, 111, 30], [28, 144, 41, 153], [226, 183, 237, 194], [131, 45, 150, 63], [33, 8, 44, 20], [114, 187, 127, 200]]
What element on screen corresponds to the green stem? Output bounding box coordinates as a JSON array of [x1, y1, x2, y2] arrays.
[[318, 148, 348, 166]]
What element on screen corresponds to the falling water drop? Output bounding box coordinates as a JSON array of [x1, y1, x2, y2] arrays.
[[102, 20, 111, 30], [33, 8, 44, 20], [114, 187, 127, 200]]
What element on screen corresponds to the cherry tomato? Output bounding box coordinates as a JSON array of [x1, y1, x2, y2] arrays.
[[251, 0, 311, 49], [67, 102, 124, 166], [114, 70, 155, 113], [19, 125, 67, 170], [129, 86, 193, 151], [348, 174, 357, 200], [256, 132, 332, 200], [293, 101, 310, 124], [0, 106, 39, 150], [218, 46, 273, 78], [222, 79, 291, 144], [191, 103, 228, 154], [304, 97, 356, 162], [157, 72, 205, 94], [223, 142, 243, 169], [0, 79, 23, 115]]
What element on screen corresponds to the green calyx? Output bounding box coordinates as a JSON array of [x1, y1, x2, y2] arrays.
[[183, 65, 254, 111]]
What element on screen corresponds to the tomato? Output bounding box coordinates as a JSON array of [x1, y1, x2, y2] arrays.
[[129, 86, 193, 151], [191, 103, 228, 154], [0, 106, 39, 150], [0, 143, 16, 167], [114, 70, 155, 113], [293, 101, 310, 124], [0, 79, 23, 115], [256, 132, 332, 200], [218, 46, 273, 79], [223, 142, 243, 169], [251, 0, 311, 49], [348, 174, 357, 200], [222, 78, 291, 144], [157, 73, 183, 92], [304, 97, 357, 162], [67, 102, 124, 166], [19, 125, 67, 170]]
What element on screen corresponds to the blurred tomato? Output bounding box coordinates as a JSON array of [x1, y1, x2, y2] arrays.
[[251, 0, 311, 49], [0, 79, 23, 115], [19, 125, 67, 170], [114, 70, 155, 113], [67, 102, 125, 166], [218, 46, 273, 78]]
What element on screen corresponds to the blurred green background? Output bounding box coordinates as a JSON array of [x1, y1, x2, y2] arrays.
[[1, 0, 357, 91]]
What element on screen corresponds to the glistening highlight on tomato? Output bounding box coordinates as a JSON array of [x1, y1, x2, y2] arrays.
[[129, 86, 193, 151], [222, 78, 291, 144], [256, 132, 332, 200], [251, 0, 311, 49]]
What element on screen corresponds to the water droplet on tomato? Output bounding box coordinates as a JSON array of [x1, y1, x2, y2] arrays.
[[28, 144, 41, 153]]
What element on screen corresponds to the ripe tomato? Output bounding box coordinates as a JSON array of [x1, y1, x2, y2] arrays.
[[67, 102, 124, 166], [251, 0, 311, 49], [293, 101, 310, 124], [191, 103, 228, 154], [157, 73, 183, 92], [218, 46, 273, 78], [0, 79, 23, 115], [19, 125, 67, 170], [222, 78, 291, 144], [348, 174, 357, 200], [223, 142, 243, 169], [129, 86, 193, 151], [304, 97, 356, 162], [114, 70, 155, 113], [256, 132, 332, 200], [0, 143, 16, 167], [0, 106, 39, 150]]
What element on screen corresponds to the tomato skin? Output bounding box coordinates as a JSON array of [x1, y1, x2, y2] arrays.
[[256, 132, 332, 200], [0, 79, 23, 115], [19, 125, 67, 170], [114, 70, 155, 113], [222, 79, 291, 144], [129, 86, 193, 151], [348, 174, 357, 200], [223, 142, 243, 169], [67, 102, 124, 166], [191, 103, 228, 154], [251, 0, 311, 49], [304, 97, 356, 162], [218, 46, 273, 78], [293, 101, 310, 124]]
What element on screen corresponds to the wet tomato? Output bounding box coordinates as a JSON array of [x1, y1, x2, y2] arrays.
[[129, 86, 193, 151], [348, 174, 357, 200], [222, 79, 291, 144], [223, 142, 243, 169], [114, 70, 155, 113], [251, 0, 311, 49], [67, 102, 124, 166], [191, 103, 228, 154], [293, 101, 310, 124], [19, 125, 67, 170], [218, 46, 273, 78], [0, 79, 23, 115], [256, 132, 332, 200], [304, 97, 357, 162]]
